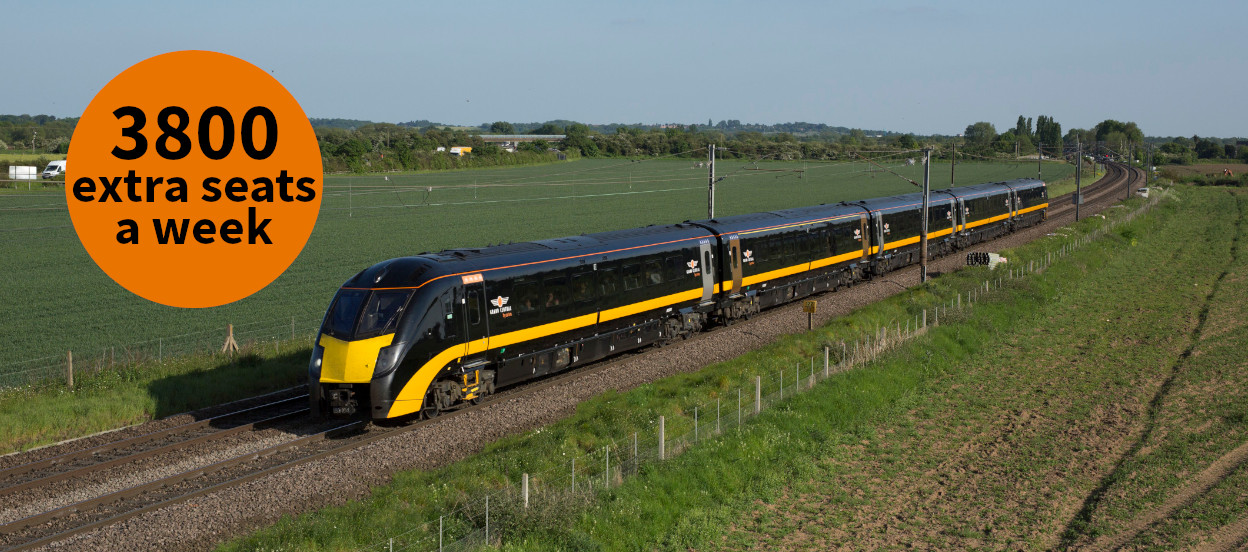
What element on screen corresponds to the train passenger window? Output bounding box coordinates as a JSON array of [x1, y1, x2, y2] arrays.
[[599, 267, 620, 296], [467, 290, 481, 325], [622, 263, 642, 291], [783, 236, 796, 259], [571, 272, 594, 302], [643, 260, 663, 286], [543, 276, 569, 307], [664, 256, 684, 281], [439, 291, 457, 338], [441, 291, 455, 320], [513, 280, 538, 313]]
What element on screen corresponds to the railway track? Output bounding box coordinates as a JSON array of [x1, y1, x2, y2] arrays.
[[0, 336, 676, 551], [0, 162, 1148, 552]]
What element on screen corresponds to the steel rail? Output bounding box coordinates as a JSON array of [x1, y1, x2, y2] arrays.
[[0, 396, 307, 497]]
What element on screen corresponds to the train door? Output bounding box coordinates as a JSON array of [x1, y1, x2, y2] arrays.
[[460, 277, 489, 358], [946, 199, 957, 235], [1009, 189, 1019, 221], [698, 240, 715, 304], [955, 198, 967, 234], [859, 213, 870, 258], [727, 234, 743, 297], [871, 211, 885, 257]]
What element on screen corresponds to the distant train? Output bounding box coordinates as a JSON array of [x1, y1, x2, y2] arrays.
[[309, 178, 1048, 419]]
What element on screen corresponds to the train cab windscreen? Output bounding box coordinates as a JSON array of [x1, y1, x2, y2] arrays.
[[324, 289, 412, 340]]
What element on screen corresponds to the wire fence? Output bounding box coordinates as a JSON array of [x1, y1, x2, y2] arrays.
[[0, 313, 325, 389], [354, 192, 1163, 552]]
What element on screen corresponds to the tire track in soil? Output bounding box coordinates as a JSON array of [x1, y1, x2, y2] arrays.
[[1192, 513, 1248, 552], [1059, 191, 1245, 550], [1087, 440, 1248, 552]]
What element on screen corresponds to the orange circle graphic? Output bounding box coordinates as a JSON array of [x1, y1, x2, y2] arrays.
[[67, 51, 323, 308]]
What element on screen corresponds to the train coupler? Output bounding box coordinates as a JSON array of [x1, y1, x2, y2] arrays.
[[326, 385, 359, 415]]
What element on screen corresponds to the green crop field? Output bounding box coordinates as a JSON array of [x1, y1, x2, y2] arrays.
[[0, 152, 61, 163], [0, 158, 1072, 385]]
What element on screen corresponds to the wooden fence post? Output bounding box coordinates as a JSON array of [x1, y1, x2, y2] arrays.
[[66, 350, 73, 389], [222, 324, 240, 354]]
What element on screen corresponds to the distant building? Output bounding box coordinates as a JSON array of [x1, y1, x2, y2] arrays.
[[478, 134, 566, 153]]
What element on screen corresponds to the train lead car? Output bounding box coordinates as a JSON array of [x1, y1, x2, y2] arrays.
[[310, 178, 1046, 420]]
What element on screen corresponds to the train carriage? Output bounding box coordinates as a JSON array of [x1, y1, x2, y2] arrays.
[[310, 223, 719, 419], [687, 203, 867, 312]]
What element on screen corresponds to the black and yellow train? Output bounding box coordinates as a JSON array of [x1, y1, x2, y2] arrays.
[[309, 178, 1048, 419]]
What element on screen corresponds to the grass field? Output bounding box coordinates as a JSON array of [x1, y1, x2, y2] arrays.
[[1160, 163, 1248, 177], [0, 158, 1072, 386], [707, 186, 1248, 551], [0, 151, 62, 163], [216, 180, 1202, 552]]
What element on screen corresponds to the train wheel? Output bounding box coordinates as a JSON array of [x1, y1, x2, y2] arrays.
[[419, 389, 441, 419]]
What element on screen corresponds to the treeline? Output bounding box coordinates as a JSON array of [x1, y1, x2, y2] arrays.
[[0, 114, 76, 154], [316, 123, 578, 173], [315, 120, 929, 172], [3, 112, 1244, 174], [1150, 135, 1248, 165], [479, 119, 895, 137]]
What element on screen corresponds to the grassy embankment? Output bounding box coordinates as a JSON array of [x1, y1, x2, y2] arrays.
[[705, 187, 1248, 550], [217, 182, 1195, 551], [0, 159, 1072, 453]]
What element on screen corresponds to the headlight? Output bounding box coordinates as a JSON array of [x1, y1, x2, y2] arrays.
[[308, 344, 324, 379], [373, 341, 406, 379]]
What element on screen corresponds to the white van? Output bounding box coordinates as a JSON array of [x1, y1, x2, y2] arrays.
[[42, 160, 66, 179]]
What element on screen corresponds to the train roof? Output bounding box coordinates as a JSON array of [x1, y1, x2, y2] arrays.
[[346, 223, 713, 290], [688, 202, 864, 235], [345, 178, 1048, 290]]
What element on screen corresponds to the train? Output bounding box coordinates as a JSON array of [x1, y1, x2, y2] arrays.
[[309, 178, 1048, 419]]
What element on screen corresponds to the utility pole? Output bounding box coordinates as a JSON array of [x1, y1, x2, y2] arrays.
[[1037, 142, 1042, 180], [1125, 141, 1131, 200], [920, 148, 931, 283], [951, 143, 956, 186], [1075, 139, 1082, 221], [707, 144, 715, 219], [1147, 143, 1154, 181]]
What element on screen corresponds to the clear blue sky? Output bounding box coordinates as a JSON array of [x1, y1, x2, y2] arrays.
[[7, 0, 1245, 138]]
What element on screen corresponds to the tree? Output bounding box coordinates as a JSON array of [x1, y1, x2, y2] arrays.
[[1035, 115, 1061, 148], [894, 134, 918, 149], [1015, 116, 1033, 140], [1159, 142, 1189, 155], [964, 122, 997, 151], [533, 123, 563, 135], [488, 121, 515, 134], [994, 131, 1016, 154], [1195, 138, 1223, 159], [1095, 120, 1144, 144], [560, 123, 599, 157]]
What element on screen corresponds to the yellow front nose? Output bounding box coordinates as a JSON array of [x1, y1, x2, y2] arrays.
[[317, 332, 395, 383]]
